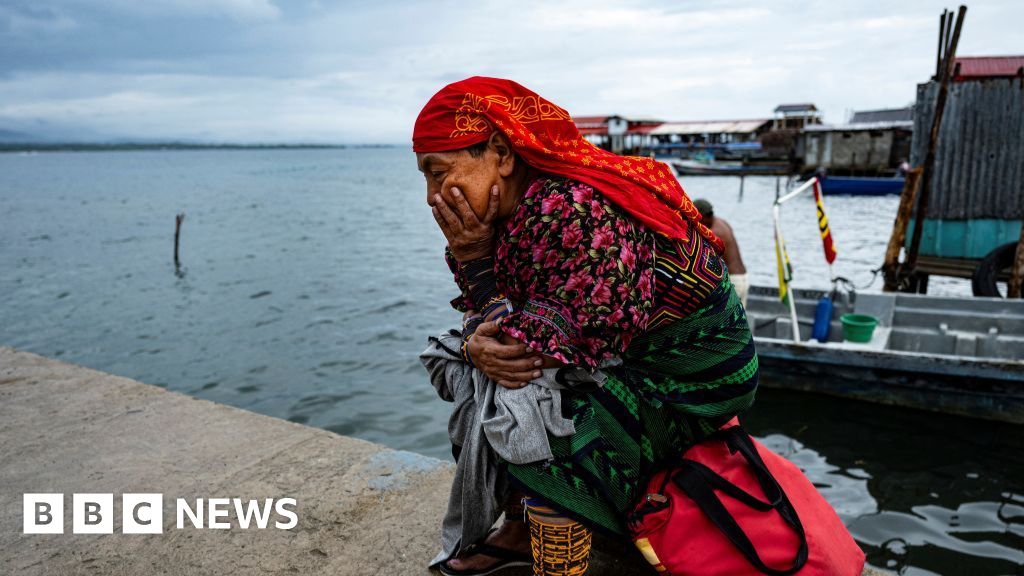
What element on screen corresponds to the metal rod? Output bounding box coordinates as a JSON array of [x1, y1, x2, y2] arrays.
[[776, 176, 817, 205]]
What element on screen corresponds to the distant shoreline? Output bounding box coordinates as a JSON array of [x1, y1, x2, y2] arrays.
[[0, 142, 396, 153]]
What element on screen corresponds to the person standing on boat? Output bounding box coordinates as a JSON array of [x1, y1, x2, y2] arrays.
[[694, 198, 748, 306], [415, 76, 759, 576]]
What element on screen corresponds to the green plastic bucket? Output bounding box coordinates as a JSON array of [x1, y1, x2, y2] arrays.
[[840, 314, 878, 343]]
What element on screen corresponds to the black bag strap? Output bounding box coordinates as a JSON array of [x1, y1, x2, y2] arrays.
[[679, 459, 779, 511], [673, 426, 808, 576], [717, 426, 788, 508]]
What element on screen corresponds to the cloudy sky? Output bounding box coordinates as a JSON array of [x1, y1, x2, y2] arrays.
[[0, 0, 1020, 144]]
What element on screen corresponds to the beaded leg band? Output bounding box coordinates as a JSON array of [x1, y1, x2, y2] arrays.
[[525, 501, 592, 576]]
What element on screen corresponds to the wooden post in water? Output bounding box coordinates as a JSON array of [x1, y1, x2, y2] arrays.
[[174, 213, 185, 266], [882, 168, 923, 291], [1009, 222, 1024, 298]]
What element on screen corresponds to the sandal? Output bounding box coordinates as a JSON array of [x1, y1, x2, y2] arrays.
[[438, 528, 532, 576]]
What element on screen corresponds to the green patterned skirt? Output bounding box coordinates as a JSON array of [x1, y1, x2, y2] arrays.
[[503, 274, 759, 536]]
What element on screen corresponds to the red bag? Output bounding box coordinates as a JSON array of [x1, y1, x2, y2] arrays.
[[627, 418, 865, 575]]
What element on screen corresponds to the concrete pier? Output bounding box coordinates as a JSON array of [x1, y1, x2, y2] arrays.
[[0, 346, 888, 575]]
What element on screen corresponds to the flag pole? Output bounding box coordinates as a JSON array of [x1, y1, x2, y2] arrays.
[[773, 201, 801, 342], [774, 176, 837, 342]]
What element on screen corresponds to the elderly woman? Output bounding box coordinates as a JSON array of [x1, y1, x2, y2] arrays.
[[416, 77, 758, 576]]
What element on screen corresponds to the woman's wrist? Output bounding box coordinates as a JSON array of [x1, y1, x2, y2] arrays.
[[462, 314, 485, 335]]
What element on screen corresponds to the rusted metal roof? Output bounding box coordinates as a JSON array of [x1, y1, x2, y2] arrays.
[[572, 115, 610, 127], [626, 123, 664, 135], [649, 119, 770, 135], [954, 56, 1024, 81]]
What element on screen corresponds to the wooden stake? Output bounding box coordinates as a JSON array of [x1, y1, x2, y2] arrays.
[[882, 168, 923, 291], [174, 213, 185, 266]]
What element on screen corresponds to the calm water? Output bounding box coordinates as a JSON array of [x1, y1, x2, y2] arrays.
[[1, 148, 1021, 575]]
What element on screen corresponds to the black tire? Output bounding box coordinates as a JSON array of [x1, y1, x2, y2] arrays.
[[971, 242, 1018, 298]]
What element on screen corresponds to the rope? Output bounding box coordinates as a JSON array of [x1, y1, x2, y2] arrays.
[[833, 266, 882, 293]]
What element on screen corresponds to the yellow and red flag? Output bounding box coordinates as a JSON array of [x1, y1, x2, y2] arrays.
[[774, 228, 793, 303], [812, 180, 837, 264]]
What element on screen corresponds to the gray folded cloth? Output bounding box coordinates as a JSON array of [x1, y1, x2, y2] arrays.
[[420, 327, 606, 568]]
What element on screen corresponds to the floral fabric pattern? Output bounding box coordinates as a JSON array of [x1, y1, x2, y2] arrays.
[[446, 176, 657, 369]]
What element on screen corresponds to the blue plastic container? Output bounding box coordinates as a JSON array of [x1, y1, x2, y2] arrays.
[[811, 296, 833, 342]]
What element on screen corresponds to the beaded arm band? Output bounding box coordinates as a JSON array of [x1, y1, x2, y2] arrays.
[[458, 256, 500, 311], [457, 256, 513, 322], [457, 256, 514, 367]]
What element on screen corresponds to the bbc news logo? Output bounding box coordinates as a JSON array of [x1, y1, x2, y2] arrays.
[[23, 494, 298, 534]]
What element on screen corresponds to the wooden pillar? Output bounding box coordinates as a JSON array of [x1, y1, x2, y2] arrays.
[[907, 6, 966, 274], [882, 168, 923, 292]]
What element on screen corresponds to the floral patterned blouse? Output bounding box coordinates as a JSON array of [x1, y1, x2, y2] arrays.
[[445, 175, 724, 370]]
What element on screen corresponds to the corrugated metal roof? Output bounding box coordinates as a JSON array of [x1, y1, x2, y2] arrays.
[[910, 77, 1024, 220], [625, 117, 664, 124], [774, 103, 817, 113], [572, 116, 609, 128], [649, 119, 770, 135], [954, 56, 1024, 80], [626, 123, 664, 134], [850, 107, 914, 124], [805, 121, 913, 132]]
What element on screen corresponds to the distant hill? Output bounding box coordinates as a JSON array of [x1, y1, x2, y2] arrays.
[[0, 142, 357, 153]]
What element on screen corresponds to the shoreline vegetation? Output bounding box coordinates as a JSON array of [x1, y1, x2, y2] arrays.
[[0, 142, 395, 153]]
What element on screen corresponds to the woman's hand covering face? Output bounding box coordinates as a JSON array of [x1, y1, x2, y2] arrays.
[[431, 185, 500, 262], [467, 321, 543, 389]]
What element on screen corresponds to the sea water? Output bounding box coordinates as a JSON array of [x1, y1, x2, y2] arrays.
[[1, 147, 1020, 575]]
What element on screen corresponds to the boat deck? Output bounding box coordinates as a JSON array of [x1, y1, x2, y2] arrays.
[[745, 286, 1024, 422]]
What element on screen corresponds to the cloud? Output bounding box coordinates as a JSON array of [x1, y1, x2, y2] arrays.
[[0, 4, 78, 35], [0, 0, 1020, 143], [64, 0, 281, 22]]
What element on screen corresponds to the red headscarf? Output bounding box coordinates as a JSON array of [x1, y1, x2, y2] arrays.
[[412, 76, 723, 253]]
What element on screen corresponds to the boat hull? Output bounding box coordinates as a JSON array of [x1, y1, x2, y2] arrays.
[[670, 160, 790, 176], [755, 337, 1024, 424], [818, 176, 905, 195]]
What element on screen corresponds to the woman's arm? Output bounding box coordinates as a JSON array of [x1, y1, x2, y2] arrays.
[[432, 186, 544, 386]]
